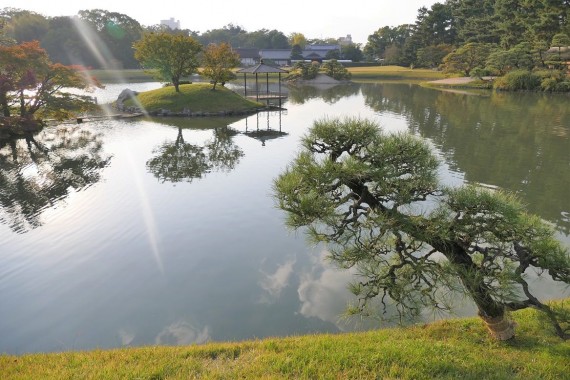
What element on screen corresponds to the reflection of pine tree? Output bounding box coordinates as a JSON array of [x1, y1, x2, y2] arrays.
[[0, 126, 111, 233], [146, 126, 244, 184]]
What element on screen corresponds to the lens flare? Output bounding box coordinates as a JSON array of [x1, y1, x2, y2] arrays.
[[71, 17, 148, 116], [127, 151, 164, 274]]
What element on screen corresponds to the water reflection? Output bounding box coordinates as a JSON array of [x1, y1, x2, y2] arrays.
[[0, 126, 111, 233], [155, 320, 210, 345], [360, 83, 570, 234], [297, 250, 356, 331], [1, 82, 568, 354], [146, 118, 244, 184], [288, 83, 360, 105], [244, 111, 288, 146], [258, 257, 296, 304]]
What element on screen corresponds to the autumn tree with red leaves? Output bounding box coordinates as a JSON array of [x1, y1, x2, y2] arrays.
[[0, 41, 99, 125]]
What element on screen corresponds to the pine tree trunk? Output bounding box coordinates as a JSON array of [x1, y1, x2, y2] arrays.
[[480, 314, 516, 340], [434, 238, 517, 340]]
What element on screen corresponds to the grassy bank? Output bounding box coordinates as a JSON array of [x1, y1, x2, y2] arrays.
[[422, 78, 494, 91], [347, 65, 447, 82], [3, 303, 569, 379], [126, 83, 263, 114], [88, 66, 447, 85]]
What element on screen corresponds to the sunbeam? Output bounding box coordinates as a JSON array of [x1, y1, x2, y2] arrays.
[[71, 16, 149, 116], [71, 17, 121, 76], [127, 152, 164, 274]]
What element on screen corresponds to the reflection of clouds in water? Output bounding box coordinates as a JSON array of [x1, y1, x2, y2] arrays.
[[297, 250, 355, 331], [118, 328, 135, 346], [155, 321, 210, 346], [258, 257, 296, 304]]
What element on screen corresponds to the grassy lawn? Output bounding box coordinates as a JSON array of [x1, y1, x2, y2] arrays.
[[422, 79, 495, 91], [88, 66, 447, 85], [2, 302, 569, 379], [86, 69, 157, 83], [347, 65, 447, 82], [126, 83, 263, 113]]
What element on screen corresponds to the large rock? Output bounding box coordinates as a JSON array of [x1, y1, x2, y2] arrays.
[[116, 89, 139, 111]]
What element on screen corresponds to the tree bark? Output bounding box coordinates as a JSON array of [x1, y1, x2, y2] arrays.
[[431, 239, 515, 340], [344, 165, 517, 339], [0, 94, 10, 117], [172, 77, 180, 93], [19, 91, 26, 117], [480, 314, 516, 340]]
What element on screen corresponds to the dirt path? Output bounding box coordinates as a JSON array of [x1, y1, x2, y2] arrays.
[[428, 77, 475, 85]]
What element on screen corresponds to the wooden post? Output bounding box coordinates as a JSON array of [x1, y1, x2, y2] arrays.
[[278, 73, 282, 108], [255, 73, 259, 101]]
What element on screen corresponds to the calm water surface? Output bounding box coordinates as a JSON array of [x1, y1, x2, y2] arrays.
[[1, 82, 568, 354]]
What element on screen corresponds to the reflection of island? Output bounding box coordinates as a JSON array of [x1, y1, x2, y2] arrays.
[[0, 127, 111, 233], [146, 124, 244, 184], [244, 111, 288, 146], [360, 83, 570, 234], [287, 83, 360, 105]]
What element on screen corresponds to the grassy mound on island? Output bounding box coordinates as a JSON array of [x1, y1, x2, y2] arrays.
[[127, 83, 263, 114], [2, 300, 569, 379]]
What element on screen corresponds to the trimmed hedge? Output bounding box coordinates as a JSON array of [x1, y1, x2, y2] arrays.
[[494, 69, 570, 92]]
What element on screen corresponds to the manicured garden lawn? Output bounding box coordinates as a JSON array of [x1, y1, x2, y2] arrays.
[[3, 302, 569, 380]]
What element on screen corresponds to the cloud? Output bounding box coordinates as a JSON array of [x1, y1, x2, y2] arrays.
[[118, 328, 136, 346], [258, 257, 296, 304], [155, 321, 210, 345], [297, 250, 355, 331]]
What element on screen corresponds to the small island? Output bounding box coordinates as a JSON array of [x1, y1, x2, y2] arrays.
[[120, 83, 266, 117]]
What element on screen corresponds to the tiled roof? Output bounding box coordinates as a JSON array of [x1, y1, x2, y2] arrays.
[[237, 63, 289, 73], [259, 49, 291, 60], [234, 48, 261, 59]]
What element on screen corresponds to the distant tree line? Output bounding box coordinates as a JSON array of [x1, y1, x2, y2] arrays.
[[363, 0, 570, 70], [0, 8, 363, 69], [2, 2, 567, 77]]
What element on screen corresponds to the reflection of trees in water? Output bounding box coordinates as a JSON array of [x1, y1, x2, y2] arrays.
[[146, 126, 244, 183], [0, 127, 111, 233], [360, 83, 570, 234], [287, 84, 360, 105]]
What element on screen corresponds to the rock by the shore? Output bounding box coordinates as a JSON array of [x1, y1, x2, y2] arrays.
[[116, 89, 139, 112]]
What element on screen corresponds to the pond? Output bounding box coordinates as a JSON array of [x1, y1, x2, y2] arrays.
[[1, 82, 569, 354]]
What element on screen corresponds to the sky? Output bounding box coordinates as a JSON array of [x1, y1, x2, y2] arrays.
[[6, 0, 440, 45]]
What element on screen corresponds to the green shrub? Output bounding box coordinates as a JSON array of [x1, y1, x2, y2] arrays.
[[541, 77, 559, 92], [534, 69, 564, 80], [321, 59, 351, 81], [470, 67, 490, 79], [286, 61, 320, 81], [536, 70, 570, 92], [555, 81, 570, 92], [494, 70, 541, 90]]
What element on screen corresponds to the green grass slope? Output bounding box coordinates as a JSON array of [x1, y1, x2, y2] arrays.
[[2, 302, 569, 379], [348, 65, 447, 82], [87, 69, 156, 83], [127, 83, 263, 114]]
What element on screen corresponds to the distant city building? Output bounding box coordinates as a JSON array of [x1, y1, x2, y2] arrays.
[[160, 17, 180, 30], [338, 35, 353, 46]]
